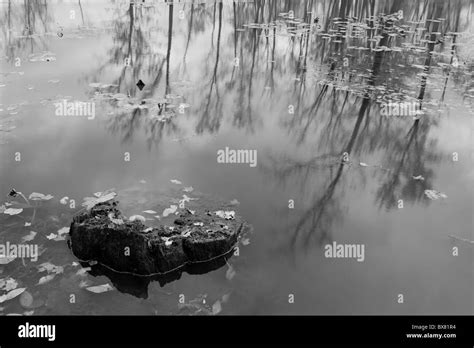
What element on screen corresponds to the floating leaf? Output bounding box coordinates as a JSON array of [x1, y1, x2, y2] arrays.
[[241, 238, 250, 246], [170, 179, 182, 185], [211, 300, 222, 315], [424, 190, 447, 200], [143, 210, 157, 214], [0, 288, 26, 304], [79, 280, 91, 288], [21, 231, 37, 243], [37, 262, 63, 274], [38, 274, 55, 285], [163, 205, 177, 217], [179, 195, 197, 206], [76, 267, 91, 276], [0, 256, 15, 265], [82, 192, 117, 210], [129, 215, 146, 222], [359, 162, 369, 167], [215, 211, 235, 220], [19, 291, 33, 308], [3, 208, 23, 216], [0, 278, 18, 291], [57, 227, 69, 236], [412, 175, 425, 181], [226, 264, 236, 280], [183, 186, 194, 193], [24, 222, 31, 227], [28, 192, 53, 201], [85, 283, 114, 293]]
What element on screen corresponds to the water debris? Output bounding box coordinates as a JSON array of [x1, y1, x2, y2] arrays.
[[79, 280, 92, 288], [45, 227, 69, 242], [143, 210, 157, 214], [82, 191, 117, 210], [3, 208, 23, 216], [136, 80, 145, 91], [170, 179, 182, 185], [424, 190, 447, 200], [76, 267, 91, 276], [0, 278, 18, 292], [412, 175, 425, 181], [19, 291, 33, 308], [21, 231, 37, 243], [183, 186, 194, 193], [163, 205, 178, 217], [37, 274, 56, 285], [0, 288, 26, 304], [85, 283, 114, 294], [37, 262, 64, 275], [179, 195, 197, 207], [0, 256, 15, 265], [46, 233, 57, 240], [129, 215, 146, 222], [225, 264, 236, 281], [214, 211, 235, 220], [59, 197, 69, 205], [211, 300, 222, 315]]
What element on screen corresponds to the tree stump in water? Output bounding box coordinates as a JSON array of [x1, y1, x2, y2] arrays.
[[68, 200, 246, 276]]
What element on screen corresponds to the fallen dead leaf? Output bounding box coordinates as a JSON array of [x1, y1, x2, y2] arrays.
[[85, 283, 114, 294], [0, 288, 26, 304]]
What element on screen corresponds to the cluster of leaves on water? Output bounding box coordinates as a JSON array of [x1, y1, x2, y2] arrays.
[[0, 179, 250, 315]]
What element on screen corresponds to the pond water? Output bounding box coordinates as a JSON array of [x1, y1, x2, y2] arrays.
[[0, 0, 473, 315]]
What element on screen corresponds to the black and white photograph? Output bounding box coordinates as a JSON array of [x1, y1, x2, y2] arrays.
[[0, 0, 473, 345]]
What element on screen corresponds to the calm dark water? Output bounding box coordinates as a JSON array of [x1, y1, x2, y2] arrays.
[[0, 0, 473, 315]]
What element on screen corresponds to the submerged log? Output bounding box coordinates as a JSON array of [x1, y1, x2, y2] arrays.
[[68, 200, 246, 276]]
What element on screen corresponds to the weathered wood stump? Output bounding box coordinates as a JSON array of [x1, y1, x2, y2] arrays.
[[69, 200, 246, 276]]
